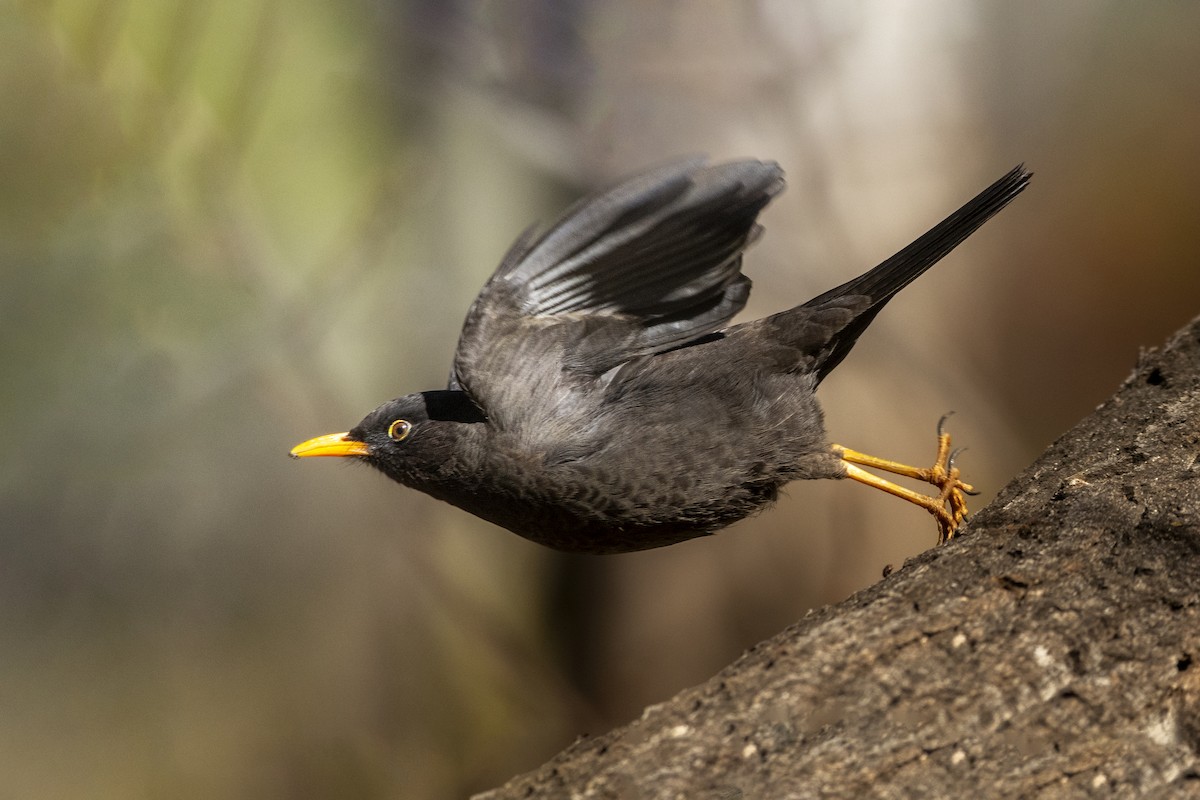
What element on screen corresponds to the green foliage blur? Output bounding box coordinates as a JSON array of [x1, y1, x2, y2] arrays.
[[2, 2, 572, 796]]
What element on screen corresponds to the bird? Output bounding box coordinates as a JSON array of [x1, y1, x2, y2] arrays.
[[291, 158, 1030, 554]]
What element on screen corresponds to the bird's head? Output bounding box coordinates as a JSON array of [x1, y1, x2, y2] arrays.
[[290, 390, 487, 486]]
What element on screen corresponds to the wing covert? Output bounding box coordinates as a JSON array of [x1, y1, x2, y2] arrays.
[[450, 158, 785, 423]]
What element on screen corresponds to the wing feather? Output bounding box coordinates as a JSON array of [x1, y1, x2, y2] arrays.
[[451, 158, 784, 426]]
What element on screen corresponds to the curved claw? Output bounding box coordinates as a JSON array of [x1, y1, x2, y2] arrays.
[[936, 411, 955, 438], [945, 447, 980, 496]]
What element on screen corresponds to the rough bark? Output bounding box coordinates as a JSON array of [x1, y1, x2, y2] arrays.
[[476, 316, 1200, 800]]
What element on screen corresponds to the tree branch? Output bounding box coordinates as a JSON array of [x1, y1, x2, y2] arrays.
[[477, 315, 1200, 799]]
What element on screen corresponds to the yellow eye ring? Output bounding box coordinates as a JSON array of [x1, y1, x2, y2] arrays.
[[387, 419, 412, 441]]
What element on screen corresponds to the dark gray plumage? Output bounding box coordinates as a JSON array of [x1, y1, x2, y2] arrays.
[[292, 159, 1030, 553]]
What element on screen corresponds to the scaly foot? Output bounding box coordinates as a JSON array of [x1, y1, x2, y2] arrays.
[[832, 414, 977, 544]]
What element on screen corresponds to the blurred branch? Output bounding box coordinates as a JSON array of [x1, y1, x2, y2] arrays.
[[477, 313, 1200, 798]]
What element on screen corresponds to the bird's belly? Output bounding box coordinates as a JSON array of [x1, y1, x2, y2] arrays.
[[427, 458, 788, 554]]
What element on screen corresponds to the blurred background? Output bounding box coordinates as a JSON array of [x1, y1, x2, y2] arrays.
[[3, 1, 1199, 797]]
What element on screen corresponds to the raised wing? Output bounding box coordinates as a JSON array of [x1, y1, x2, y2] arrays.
[[450, 158, 784, 426]]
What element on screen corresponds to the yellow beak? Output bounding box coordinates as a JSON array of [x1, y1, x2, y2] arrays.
[[290, 432, 370, 458]]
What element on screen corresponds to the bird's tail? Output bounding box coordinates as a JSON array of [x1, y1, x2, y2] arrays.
[[805, 165, 1031, 382]]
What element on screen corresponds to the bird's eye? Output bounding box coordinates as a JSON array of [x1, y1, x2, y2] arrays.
[[387, 419, 413, 442]]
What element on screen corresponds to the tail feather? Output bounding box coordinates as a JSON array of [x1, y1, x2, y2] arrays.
[[807, 165, 1031, 382], [805, 165, 1030, 309]]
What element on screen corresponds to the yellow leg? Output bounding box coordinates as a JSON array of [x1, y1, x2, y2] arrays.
[[831, 417, 975, 544]]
